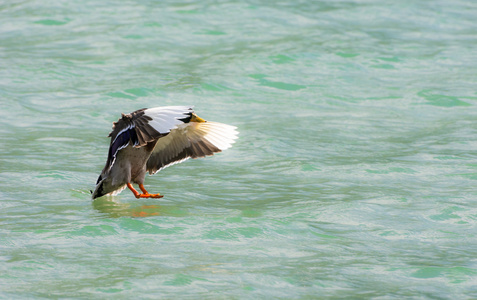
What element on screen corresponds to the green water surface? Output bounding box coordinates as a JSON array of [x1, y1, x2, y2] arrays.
[[1, 0, 477, 298]]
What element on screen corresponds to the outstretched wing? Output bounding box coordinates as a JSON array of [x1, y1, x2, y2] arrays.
[[103, 106, 193, 174], [146, 121, 239, 174]]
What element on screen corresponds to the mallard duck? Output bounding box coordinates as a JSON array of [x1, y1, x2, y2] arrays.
[[92, 106, 238, 199]]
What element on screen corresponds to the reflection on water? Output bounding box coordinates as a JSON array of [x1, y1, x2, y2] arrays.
[[92, 197, 162, 218]]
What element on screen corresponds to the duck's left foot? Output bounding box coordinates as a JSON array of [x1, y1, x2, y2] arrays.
[[149, 193, 163, 198], [137, 193, 163, 199], [127, 183, 164, 199], [139, 184, 163, 198]]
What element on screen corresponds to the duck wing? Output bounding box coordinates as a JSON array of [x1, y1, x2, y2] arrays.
[[103, 106, 193, 174], [146, 120, 238, 174]]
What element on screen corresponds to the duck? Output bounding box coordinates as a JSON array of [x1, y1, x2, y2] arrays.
[[92, 106, 238, 199]]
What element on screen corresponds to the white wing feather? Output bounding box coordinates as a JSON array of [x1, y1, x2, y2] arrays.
[[146, 120, 238, 174], [143, 106, 193, 134]]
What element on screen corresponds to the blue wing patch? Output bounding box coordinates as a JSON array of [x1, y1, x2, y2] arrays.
[[108, 126, 139, 170]]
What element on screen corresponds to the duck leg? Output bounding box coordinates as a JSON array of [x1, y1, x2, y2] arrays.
[[127, 183, 164, 199]]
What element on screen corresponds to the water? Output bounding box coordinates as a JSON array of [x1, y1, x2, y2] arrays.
[[1, 0, 477, 298]]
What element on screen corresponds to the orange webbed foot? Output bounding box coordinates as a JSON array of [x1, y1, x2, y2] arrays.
[[127, 183, 164, 199], [136, 193, 164, 199], [149, 193, 164, 198]]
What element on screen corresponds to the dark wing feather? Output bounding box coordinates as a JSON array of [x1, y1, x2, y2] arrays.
[[103, 107, 193, 173], [110, 126, 138, 158], [104, 109, 161, 172]]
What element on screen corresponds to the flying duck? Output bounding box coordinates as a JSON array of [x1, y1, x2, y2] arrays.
[[92, 106, 238, 199]]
